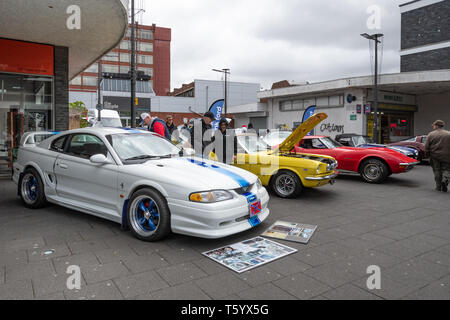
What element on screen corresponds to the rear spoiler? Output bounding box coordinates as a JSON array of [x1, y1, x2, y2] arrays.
[[20, 131, 60, 147]]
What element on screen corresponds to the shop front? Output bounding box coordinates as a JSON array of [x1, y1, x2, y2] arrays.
[[0, 39, 54, 177], [366, 91, 417, 144]]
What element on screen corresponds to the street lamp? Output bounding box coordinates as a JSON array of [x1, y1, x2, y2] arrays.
[[361, 33, 383, 143], [212, 68, 230, 118]]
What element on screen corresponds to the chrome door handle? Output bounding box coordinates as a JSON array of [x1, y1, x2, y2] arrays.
[[58, 163, 69, 169]]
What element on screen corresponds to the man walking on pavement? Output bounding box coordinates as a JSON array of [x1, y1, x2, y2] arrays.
[[425, 120, 450, 192]]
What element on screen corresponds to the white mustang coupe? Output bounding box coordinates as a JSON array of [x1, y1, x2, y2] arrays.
[[13, 128, 270, 241]]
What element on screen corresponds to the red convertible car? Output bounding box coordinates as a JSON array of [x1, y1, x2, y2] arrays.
[[293, 136, 420, 183], [389, 135, 428, 162]]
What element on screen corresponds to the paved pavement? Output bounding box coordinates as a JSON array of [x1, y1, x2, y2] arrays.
[[0, 165, 449, 300]]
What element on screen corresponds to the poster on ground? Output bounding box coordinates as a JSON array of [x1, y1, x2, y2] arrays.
[[203, 237, 297, 273], [262, 221, 317, 244]]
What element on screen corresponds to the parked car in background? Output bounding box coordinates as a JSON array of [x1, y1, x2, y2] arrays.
[[13, 128, 269, 241], [294, 136, 420, 184], [232, 113, 338, 199], [87, 109, 123, 128], [389, 135, 428, 162], [335, 133, 419, 160]]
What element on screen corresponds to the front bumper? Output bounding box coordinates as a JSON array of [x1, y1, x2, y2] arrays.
[[167, 187, 270, 239], [399, 162, 420, 172], [305, 172, 338, 181]]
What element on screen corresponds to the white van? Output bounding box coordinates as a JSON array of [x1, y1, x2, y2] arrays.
[[87, 109, 123, 128]]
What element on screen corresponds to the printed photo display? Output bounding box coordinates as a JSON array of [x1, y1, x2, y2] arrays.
[[203, 237, 297, 273], [262, 221, 318, 244]]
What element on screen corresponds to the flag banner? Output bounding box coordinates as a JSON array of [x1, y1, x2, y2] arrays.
[[209, 99, 225, 131], [302, 105, 316, 136]]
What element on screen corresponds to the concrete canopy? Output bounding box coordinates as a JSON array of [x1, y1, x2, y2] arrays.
[[259, 70, 450, 99], [0, 0, 129, 80]]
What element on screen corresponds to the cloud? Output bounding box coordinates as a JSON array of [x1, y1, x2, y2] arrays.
[[143, 0, 404, 91]]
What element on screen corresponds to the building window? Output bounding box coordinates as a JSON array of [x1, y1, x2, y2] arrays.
[[85, 64, 98, 73], [70, 76, 82, 85], [102, 64, 119, 73], [279, 95, 344, 112], [120, 66, 130, 74], [138, 54, 153, 65], [103, 52, 119, 62], [138, 67, 153, 76], [139, 30, 154, 40], [139, 42, 153, 52], [120, 40, 130, 50], [120, 52, 130, 63], [83, 76, 98, 86]]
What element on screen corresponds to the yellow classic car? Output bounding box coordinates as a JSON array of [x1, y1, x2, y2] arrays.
[[233, 113, 338, 198]]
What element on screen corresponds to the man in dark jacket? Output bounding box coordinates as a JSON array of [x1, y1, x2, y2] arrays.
[[213, 118, 238, 164], [166, 115, 177, 135], [190, 112, 215, 158], [425, 120, 450, 192]]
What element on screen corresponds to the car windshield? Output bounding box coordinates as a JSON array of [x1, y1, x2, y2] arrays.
[[109, 133, 181, 162], [352, 135, 371, 146], [237, 135, 272, 153], [320, 137, 343, 149], [95, 118, 123, 128], [263, 131, 292, 147]]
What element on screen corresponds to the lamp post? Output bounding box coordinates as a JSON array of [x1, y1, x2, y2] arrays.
[[130, 0, 137, 128], [96, 60, 102, 121], [361, 33, 383, 143], [212, 68, 230, 118]]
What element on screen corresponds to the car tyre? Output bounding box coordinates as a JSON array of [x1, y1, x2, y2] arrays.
[[360, 159, 389, 184], [127, 188, 171, 242], [270, 170, 303, 198], [20, 168, 47, 209]]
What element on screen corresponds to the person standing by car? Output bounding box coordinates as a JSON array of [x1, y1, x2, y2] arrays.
[[425, 120, 450, 192], [190, 112, 215, 157], [213, 118, 237, 164], [166, 115, 177, 135], [140, 113, 171, 140]]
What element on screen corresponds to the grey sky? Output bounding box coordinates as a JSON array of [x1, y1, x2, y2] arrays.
[[142, 0, 404, 90]]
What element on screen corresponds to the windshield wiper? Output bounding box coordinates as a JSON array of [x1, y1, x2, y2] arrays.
[[125, 155, 163, 161]]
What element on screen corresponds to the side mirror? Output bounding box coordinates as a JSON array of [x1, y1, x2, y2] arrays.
[[90, 154, 108, 164]]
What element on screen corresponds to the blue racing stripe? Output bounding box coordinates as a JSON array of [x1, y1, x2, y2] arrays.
[[185, 158, 250, 188]]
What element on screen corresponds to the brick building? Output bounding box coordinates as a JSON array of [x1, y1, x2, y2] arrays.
[[69, 23, 171, 98], [400, 0, 450, 72]]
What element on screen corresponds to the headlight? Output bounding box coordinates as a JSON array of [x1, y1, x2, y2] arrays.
[[256, 179, 263, 189], [316, 165, 322, 174], [189, 190, 233, 203]]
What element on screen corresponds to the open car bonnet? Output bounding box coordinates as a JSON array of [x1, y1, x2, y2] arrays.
[[273, 113, 328, 153]]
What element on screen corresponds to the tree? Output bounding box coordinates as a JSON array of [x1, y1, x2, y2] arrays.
[[69, 101, 88, 128]]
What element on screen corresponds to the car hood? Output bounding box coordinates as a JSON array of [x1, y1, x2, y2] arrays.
[[336, 146, 418, 162], [274, 113, 328, 153], [138, 156, 257, 190], [358, 144, 415, 155]]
